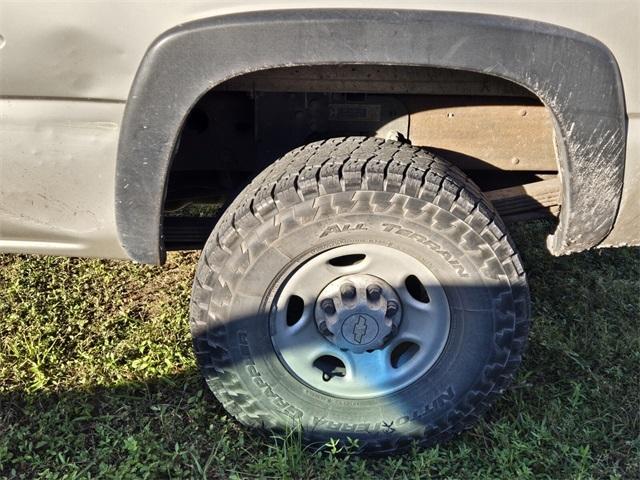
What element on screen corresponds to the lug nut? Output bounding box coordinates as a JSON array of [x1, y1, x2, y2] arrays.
[[320, 298, 336, 315], [386, 300, 399, 317], [366, 284, 382, 301], [340, 283, 357, 300], [317, 320, 331, 335]]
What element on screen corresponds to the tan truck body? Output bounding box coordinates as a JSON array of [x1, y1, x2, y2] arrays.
[[0, 1, 638, 260]]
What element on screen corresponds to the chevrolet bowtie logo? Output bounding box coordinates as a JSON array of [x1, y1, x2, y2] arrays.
[[352, 315, 369, 344]]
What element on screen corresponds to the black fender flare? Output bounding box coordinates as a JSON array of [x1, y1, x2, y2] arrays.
[[116, 9, 626, 264]]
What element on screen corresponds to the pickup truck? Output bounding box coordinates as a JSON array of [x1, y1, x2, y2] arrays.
[[1, 1, 638, 453]]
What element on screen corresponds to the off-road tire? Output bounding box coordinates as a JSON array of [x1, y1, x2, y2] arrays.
[[190, 137, 530, 454]]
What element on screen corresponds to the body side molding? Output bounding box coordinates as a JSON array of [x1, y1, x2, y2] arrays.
[[116, 9, 626, 264]]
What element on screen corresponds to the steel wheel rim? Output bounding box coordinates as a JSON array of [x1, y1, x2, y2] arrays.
[[270, 243, 451, 399]]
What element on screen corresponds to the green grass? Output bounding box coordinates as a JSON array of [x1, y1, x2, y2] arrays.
[[1, 221, 638, 479]]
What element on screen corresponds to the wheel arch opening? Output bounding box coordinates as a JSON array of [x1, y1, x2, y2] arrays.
[[162, 63, 562, 251]]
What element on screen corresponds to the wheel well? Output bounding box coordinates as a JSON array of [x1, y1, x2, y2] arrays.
[[163, 64, 560, 250], [116, 9, 625, 263]]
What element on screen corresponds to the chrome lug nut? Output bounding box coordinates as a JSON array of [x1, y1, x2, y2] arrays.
[[366, 284, 382, 301], [317, 320, 331, 335], [320, 298, 336, 315], [340, 283, 357, 300], [386, 300, 399, 317]]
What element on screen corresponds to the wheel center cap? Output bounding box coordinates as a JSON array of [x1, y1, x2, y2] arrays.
[[341, 313, 379, 345], [315, 274, 402, 353]]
